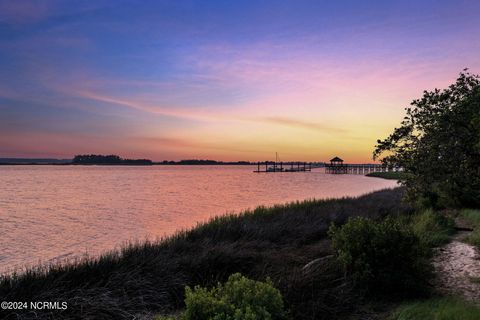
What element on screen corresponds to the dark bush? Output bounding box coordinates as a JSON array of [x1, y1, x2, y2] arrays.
[[328, 216, 432, 297]]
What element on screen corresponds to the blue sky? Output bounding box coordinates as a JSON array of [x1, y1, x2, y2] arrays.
[[1, 0, 479, 161]]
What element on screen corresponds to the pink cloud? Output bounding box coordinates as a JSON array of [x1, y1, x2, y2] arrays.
[[249, 116, 347, 134]]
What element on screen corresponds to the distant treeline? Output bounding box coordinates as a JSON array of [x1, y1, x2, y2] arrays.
[[72, 155, 153, 165], [0, 158, 71, 165], [158, 159, 252, 165], [1, 156, 256, 166], [71, 155, 252, 165]]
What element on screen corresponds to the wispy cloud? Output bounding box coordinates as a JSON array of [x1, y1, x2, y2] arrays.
[[74, 89, 352, 135], [256, 116, 347, 133], [0, 0, 52, 25], [0, 0, 115, 26], [132, 136, 266, 155], [72, 90, 224, 122]]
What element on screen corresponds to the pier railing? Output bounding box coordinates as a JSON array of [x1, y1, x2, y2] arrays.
[[324, 163, 401, 174], [253, 162, 401, 174], [254, 161, 312, 173]]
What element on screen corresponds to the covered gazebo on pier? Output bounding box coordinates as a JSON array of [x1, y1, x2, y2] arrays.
[[324, 156, 393, 174], [325, 156, 347, 174]]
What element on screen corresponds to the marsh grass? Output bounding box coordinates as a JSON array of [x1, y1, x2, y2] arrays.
[[366, 171, 410, 180], [0, 188, 411, 320]]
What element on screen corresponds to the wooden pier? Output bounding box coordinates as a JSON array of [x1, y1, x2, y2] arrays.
[[254, 161, 312, 173], [325, 163, 397, 174], [324, 156, 400, 174], [252, 156, 400, 175]]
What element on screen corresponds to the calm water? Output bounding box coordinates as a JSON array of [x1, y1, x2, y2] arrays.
[[0, 165, 397, 273]]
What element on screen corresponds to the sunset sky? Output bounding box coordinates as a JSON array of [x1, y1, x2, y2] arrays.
[[1, 0, 479, 162]]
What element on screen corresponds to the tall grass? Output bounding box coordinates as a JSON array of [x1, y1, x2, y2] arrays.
[[460, 209, 480, 248], [0, 188, 410, 320], [461, 209, 480, 225], [392, 298, 480, 320], [410, 209, 455, 248]]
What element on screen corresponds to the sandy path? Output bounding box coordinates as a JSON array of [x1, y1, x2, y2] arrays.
[[433, 231, 480, 303]]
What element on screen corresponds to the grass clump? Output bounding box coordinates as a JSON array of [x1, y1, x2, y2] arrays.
[[328, 216, 432, 297], [391, 298, 480, 320], [461, 209, 480, 248], [410, 209, 455, 247], [466, 231, 480, 249], [461, 209, 480, 225]]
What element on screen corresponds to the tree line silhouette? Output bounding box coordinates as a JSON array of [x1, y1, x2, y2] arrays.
[[72, 155, 153, 165]]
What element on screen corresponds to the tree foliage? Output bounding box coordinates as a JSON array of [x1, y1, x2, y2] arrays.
[[373, 70, 480, 208]]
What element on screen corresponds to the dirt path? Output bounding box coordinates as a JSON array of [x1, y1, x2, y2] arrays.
[[433, 231, 480, 303]]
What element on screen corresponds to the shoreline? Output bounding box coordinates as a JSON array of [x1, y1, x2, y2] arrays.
[[0, 185, 398, 277], [1, 187, 408, 319]]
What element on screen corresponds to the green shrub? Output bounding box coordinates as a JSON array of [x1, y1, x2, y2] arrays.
[[175, 273, 288, 320], [328, 217, 432, 296], [392, 298, 480, 320], [410, 209, 455, 247]]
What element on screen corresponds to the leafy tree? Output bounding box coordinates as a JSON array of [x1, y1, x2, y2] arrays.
[[373, 70, 480, 208]]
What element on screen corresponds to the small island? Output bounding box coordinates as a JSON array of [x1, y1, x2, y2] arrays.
[[72, 154, 153, 165]]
